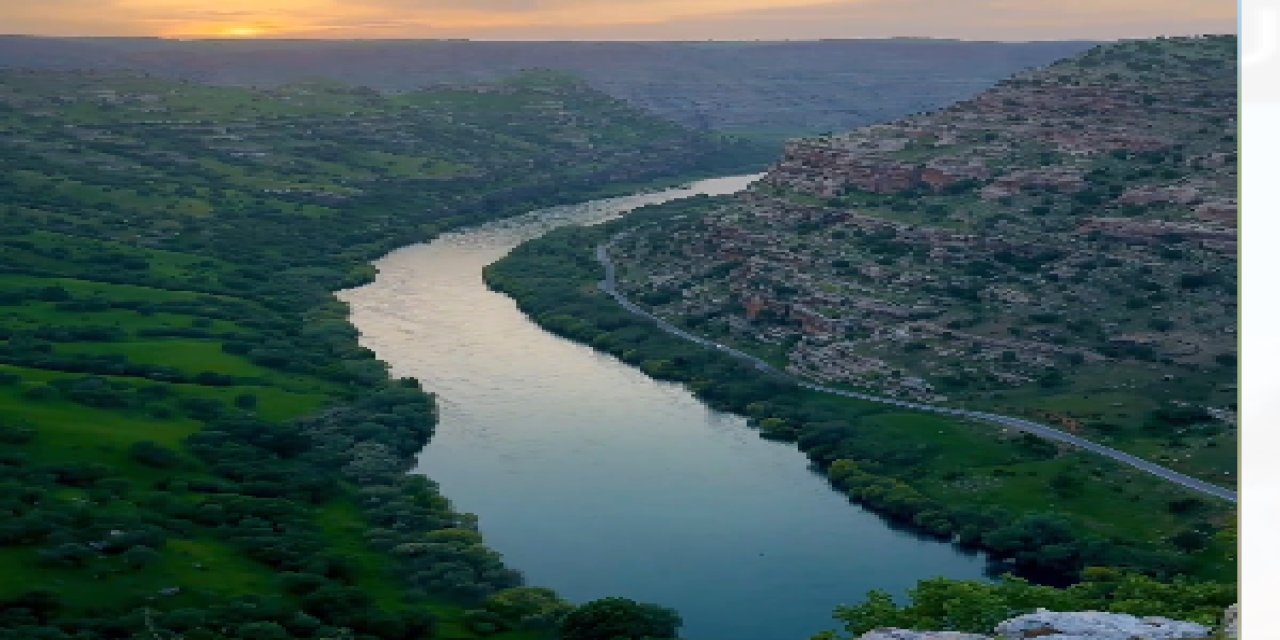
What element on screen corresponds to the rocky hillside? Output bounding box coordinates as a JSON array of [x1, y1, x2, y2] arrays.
[[0, 37, 1094, 142], [610, 36, 1237, 483]]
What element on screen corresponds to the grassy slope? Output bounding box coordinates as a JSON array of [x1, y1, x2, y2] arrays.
[[0, 69, 766, 637]]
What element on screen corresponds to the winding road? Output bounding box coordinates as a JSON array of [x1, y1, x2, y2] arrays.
[[596, 235, 1238, 504]]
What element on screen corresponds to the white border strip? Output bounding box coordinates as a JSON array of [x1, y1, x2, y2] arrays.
[[1241, 0, 1276, 638]]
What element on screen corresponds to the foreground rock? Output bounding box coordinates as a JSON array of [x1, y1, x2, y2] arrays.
[[859, 631, 988, 640], [857, 610, 1218, 640], [995, 611, 1212, 639], [1220, 604, 1238, 640]]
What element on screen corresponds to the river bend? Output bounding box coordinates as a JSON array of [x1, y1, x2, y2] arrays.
[[338, 176, 987, 640]]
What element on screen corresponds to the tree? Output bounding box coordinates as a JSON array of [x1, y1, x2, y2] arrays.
[[234, 621, 291, 640], [832, 590, 911, 636], [907, 579, 1016, 632], [484, 587, 574, 630], [560, 598, 682, 640], [37, 543, 95, 568], [1049, 469, 1085, 498], [0, 590, 62, 626], [130, 441, 183, 468], [1168, 528, 1211, 553], [122, 545, 162, 570]]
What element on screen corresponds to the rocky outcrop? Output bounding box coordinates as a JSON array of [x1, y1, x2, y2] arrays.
[[856, 609, 1225, 640], [859, 631, 988, 640], [1220, 604, 1238, 640], [1075, 217, 1237, 253], [994, 611, 1212, 639]]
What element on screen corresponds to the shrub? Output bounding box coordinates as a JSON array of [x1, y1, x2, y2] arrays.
[[560, 598, 682, 640], [0, 424, 36, 445], [130, 441, 183, 469]]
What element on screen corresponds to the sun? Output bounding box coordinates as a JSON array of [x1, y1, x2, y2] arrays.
[[220, 25, 266, 38]]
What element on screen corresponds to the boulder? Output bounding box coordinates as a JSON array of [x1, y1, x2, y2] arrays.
[[995, 610, 1211, 640], [1220, 604, 1238, 640], [859, 630, 989, 640]]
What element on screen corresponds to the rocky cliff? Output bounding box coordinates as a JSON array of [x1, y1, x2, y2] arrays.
[[610, 35, 1237, 486]]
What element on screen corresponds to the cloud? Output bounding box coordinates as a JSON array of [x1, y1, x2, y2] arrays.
[[0, 0, 1237, 39]]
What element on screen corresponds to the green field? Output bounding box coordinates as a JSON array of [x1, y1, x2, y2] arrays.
[[0, 67, 768, 639]]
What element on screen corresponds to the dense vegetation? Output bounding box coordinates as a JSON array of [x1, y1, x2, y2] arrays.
[[483, 196, 1236, 596], [817, 569, 1234, 638], [0, 69, 764, 638], [0, 38, 1238, 639]]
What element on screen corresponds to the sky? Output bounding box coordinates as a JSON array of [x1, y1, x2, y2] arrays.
[[2, 0, 1237, 41]]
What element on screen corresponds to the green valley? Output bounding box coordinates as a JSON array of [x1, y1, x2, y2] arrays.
[[0, 31, 1242, 640], [0, 68, 765, 639]]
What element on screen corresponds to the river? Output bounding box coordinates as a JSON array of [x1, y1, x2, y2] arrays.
[[338, 175, 988, 640]]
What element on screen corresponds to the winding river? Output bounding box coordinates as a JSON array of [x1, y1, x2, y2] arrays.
[[338, 175, 987, 640]]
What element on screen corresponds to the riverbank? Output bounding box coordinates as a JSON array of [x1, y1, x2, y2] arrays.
[[483, 196, 1237, 587]]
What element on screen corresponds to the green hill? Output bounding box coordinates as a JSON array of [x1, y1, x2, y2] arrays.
[[0, 69, 763, 639]]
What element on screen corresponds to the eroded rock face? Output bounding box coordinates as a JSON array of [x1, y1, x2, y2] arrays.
[[859, 630, 990, 640], [994, 610, 1212, 640], [612, 37, 1239, 406]]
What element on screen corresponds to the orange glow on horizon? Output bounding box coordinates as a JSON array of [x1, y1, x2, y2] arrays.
[[2, 0, 1238, 41], [148, 0, 843, 40], [219, 26, 267, 38]]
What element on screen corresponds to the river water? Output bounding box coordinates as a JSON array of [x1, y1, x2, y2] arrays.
[[338, 175, 987, 640]]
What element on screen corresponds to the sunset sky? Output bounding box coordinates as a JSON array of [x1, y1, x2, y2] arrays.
[[3, 0, 1236, 41]]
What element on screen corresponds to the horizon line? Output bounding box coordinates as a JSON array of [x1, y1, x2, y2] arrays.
[[1, 33, 1237, 44]]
